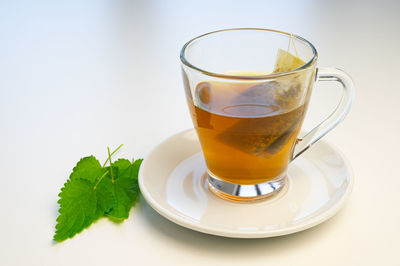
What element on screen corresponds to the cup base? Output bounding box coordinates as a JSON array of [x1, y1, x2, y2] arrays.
[[207, 173, 287, 202]]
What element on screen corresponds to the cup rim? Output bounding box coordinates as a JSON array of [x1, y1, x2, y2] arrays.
[[180, 28, 318, 80]]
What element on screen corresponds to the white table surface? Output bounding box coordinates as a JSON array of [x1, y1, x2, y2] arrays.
[[1, 1, 399, 265]]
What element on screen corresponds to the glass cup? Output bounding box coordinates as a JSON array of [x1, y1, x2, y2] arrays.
[[180, 28, 354, 202]]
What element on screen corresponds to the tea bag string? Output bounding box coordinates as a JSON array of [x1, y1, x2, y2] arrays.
[[286, 33, 299, 58], [290, 33, 299, 58]]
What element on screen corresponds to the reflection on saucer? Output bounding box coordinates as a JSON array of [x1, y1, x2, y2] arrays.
[[166, 153, 208, 220]]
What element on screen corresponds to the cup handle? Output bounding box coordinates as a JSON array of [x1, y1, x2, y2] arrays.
[[292, 67, 355, 160]]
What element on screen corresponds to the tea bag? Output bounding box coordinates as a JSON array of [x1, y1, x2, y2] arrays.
[[216, 36, 307, 157], [272, 37, 306, 110], [273, 72, 305, 110], [216, 81, 304, 158], [273, 49, 305, 73], [274, 34, 305, 73], [273, 39, 307, 113], [227, 81, 277, 109]]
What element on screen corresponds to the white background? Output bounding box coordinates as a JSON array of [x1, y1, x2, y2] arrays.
[[0, 0, 399, 265]]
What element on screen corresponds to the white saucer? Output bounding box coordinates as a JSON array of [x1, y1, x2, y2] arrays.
[[139, 129, 354, 238]]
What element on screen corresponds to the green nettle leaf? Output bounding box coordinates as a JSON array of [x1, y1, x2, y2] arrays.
[[113, 159, 131, 173], [106, 159, 142, 220], [54, 177, 115, 242], [93, 176, 115, 218], [54, 145, 143, 242], [69, 156, 104, 182], [130, 159, 143, 179]]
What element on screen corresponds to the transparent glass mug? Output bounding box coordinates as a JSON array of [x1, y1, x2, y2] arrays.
[[180, 28, 354, 202]]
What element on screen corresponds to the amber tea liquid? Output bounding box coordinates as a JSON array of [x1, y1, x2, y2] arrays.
[[187, 80, 307, 185]]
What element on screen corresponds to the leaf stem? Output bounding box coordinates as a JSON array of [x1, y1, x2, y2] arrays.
[[107, 147, 115, 183], [93, 170, 109, 190], [102, 144, 123, 168]]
